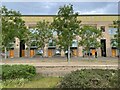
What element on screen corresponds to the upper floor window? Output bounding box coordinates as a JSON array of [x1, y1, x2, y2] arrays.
[[101, 26, 105, 32], [48, 39, 56, 46], [53, 31, 57, 36], [108, 27, 117, 35], [72, 40, 78, 47], [111, 39, 118, 47]]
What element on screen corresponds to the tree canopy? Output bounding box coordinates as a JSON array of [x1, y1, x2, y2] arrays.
[[113, 20, 120, 57], [2, 6, 28, 58], [35, 20, 53, 49], [34, 20, 53, 57], [52, 4, 81, 61], [113, 21, 120, 48], [2, 6, 28, 48], [78, 25, 102, 54]]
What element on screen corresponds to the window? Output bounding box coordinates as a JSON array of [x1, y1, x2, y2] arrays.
[[53, 31, 57, 36], [111, 39, 118, 47], [48, 39, 56, 46], [108, 27, 117, 35], [72, 40, 78, 47], [31, 40, 37, 47], [29, 28, 38, 34], [101, 26, 105, 32]]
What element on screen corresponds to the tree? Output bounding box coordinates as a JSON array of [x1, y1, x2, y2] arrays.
[[113, 21, 120, 57], [15, 17, 28, 44], [35, 20, 53, 57], [2, 6, 18, 59], [52, 4, 81, 62], [2, 6, 28, 59], [23, 29, 35, 57], [78, 25, 102, 58], [0, 11, 2, 52]]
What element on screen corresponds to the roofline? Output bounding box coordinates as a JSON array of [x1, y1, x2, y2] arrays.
[[21, 14, 119, 17]]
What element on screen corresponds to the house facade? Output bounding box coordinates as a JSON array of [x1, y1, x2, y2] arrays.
[[9, 15, 118, 58]]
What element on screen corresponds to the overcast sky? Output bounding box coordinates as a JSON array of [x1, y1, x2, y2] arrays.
[[2, 2, 118, 15]]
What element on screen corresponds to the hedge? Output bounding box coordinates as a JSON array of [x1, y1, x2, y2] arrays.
[[2, 64, 36, 80], [59, 69, 118, 88]]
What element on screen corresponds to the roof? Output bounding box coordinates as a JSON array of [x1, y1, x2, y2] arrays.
[[20, 14, 119, 17]]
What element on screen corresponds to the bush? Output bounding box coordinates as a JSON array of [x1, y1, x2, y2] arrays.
[[59, 69, 118, 88], [2, 64, 36, 80]]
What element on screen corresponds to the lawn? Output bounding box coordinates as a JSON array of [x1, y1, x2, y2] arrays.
[[1, 69, 119, 88], [2, 74, 62, 88]]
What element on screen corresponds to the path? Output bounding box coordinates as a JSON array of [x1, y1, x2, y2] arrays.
[[1, 57, 118, 76]]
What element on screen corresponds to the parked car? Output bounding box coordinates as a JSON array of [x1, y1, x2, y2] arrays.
[[1, 52, 8, 58], [55, 50, 61, 55], [37, 50, 43, 55]]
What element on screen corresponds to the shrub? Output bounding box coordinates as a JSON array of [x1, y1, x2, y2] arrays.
[[59, 69, 118, 88], [2, 64, 36, 80]]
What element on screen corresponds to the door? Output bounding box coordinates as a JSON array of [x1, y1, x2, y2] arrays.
[[101, 39, 106, 57], [48, 49, 52, 57], [112, 49, 116, 57], [30, 49, 35, 57], [73, 49, 77, 56], [92, 49, 96, 56], [20, 40, 25, 57], [22, 50, 25, 57], [10, 50, 14, 58]]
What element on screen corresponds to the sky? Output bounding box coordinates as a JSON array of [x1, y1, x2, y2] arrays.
[[2, 2, 118, 15]]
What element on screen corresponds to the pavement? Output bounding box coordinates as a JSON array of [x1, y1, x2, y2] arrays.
[[1, 56, 118, 66], [0, 56, 119, 76]]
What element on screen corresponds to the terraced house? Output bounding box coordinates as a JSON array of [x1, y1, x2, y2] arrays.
[[9, 15, 118, 58]]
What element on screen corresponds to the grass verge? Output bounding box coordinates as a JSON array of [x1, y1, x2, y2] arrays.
[[2, 74, 62, 88]]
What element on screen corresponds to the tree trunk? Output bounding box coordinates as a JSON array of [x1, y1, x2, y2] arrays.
[[68, 46, 70, 63], [43, 47, 45, 58], [89, 50, 91, 60], [4, 47, 7, 59], [28, 47, 30, 58], [42, 47, 44, 58]]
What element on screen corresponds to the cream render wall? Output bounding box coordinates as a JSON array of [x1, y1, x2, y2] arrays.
[[22, 15, 118, 22], [14, 37, 20, 57], [13, 15, 118, 57]]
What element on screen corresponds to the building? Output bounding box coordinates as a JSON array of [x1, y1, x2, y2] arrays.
[[9, 15, 118, 58]]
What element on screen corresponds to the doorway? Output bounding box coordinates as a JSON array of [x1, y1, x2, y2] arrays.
[[48, 49, 53, 57], [9, 48, 14, 58], [20, 40, 25, 57], [112, 47, 117, 57], [101, 39, 106, 57]]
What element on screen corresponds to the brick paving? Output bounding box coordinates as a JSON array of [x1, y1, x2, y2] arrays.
[[1, 56, 118, 66], [1, 56, 119, 76]]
